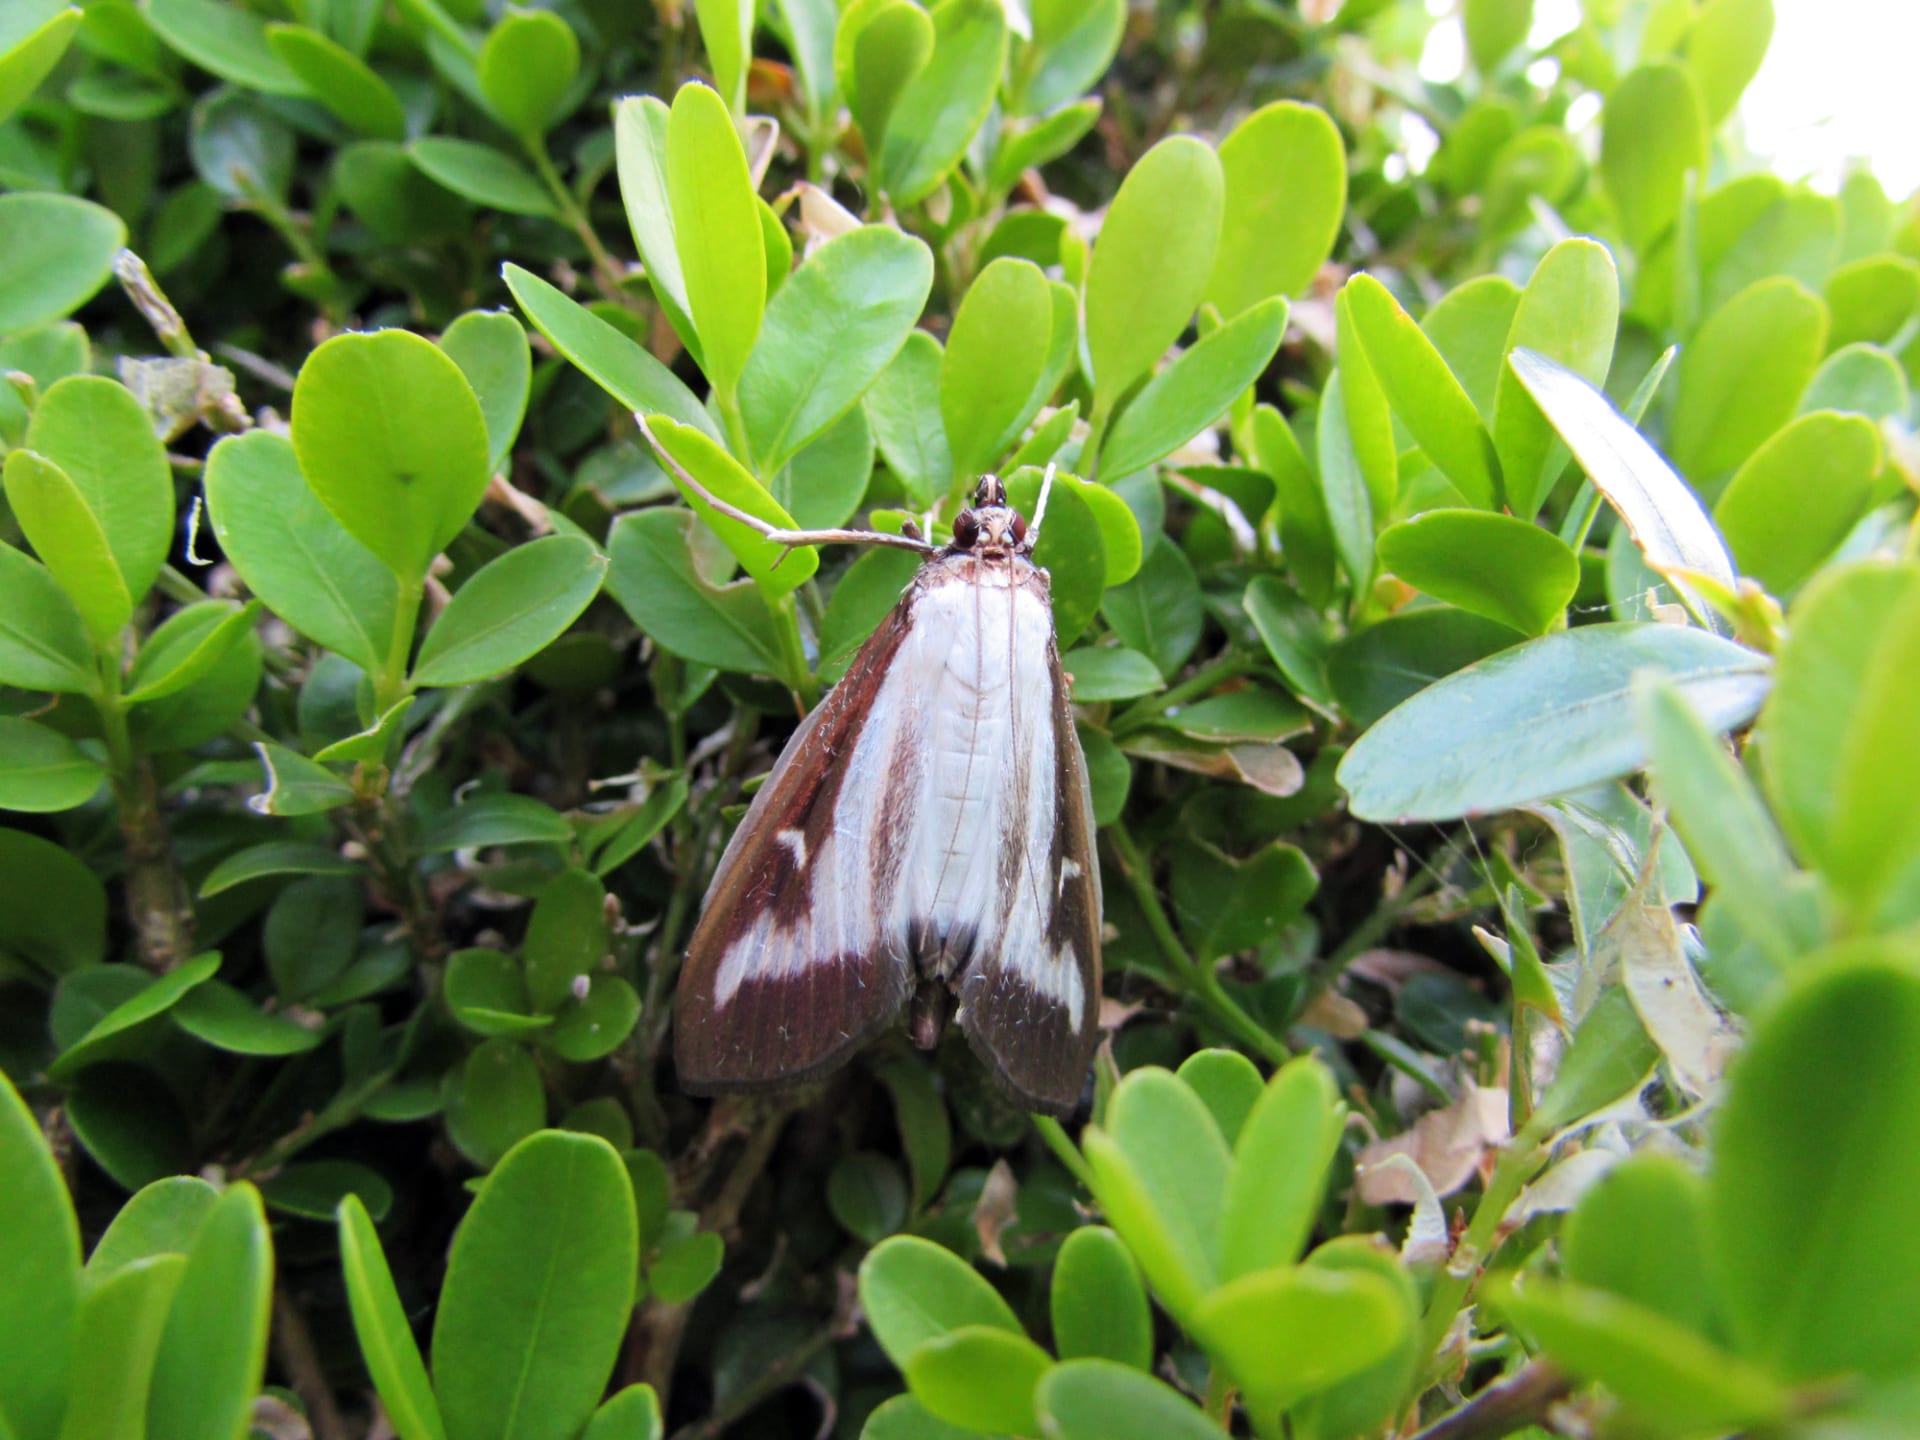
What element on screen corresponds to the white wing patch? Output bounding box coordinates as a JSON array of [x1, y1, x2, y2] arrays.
[[713, 561, 1085, 1031]]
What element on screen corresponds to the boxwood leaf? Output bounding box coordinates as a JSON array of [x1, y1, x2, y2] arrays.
[[1337, 622, 1770, 823], [60, 1253, 187, 1440], [864, 330, 952, 507], [1036, 1359, 1228, 1440], [1599, 62, 1707, 251], [124, 599, 261, 705], [266, 23, 406, 138], [644, 416, 818, 601], [877, 0, 1006, 206], [172, 981, 327, 1055], [740, 224, 932, 473], [0, 714, 104, 813], [147, 1183, 274, 1440], [0, 193, 125, 331], [0, 1065, 80, 1440], [1377, 510, 1580, 636], [1062, 646, 1163, 702], [612, 96, 699, 359], [1205, 100, 1345, 317], [444, 1041, 546, 1169], [477, 8, 577, 138], [605, 509, 783, 675], [904, 1326, 1051, 1435], [0, 541, 97, 695], [1219, 1056, 1344, 1280], [547, 976, 641, 1062], [580, 1386, 661, 1440], [1712, 410, 1878, 596], [413, 535, 607, 687], [942, 257, 1053, 482], [291, 329, 492, 583], [1085, 136, 1223, 417], [249, 741, 353, 817], [0, 5, 80, 129], [145, 0, 303, 92], [857, 1235, 1021, 1370], [836, 0, 931, 174], [198, 841, 358, 898], [667, 80, 764, 400], [417, 793, 574, 854], [3, 448, 131, 645], [432, 1131, 638, 1440], [1099, 297, 1287, 481], [87, 1177, 221, 1275], [440, 310, 532, 477], [1050, 1225, 1152, 1370], [339, 1193, 449, 1440], [408, 137, 557, 217]]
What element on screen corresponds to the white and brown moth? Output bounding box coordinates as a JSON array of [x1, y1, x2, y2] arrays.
[[647, 429, 1101, 1116]]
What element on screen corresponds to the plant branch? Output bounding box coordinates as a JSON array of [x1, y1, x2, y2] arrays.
[[272, 1286, 349, 1440], [1408, 1358, 1572, 1440]]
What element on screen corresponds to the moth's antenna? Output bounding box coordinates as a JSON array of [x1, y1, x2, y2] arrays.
[[636, 414, 936, 555], [1028, 461, 1058, 544]]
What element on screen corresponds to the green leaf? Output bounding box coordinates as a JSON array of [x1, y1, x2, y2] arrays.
[[1205, 100, 1345, 317], [1599, 62, 1707, 251], [1003, 468, 1106, 645], [0, 542, 96, 695], [1171, 840, 1317, 962], [0, 715, 103, 812], [644, 415, 819, 601], [503, 264, 716, 440], [872, 1057, 951, 1211], [524, 867, 609, 1014], [1669, 277, 1829, 488], [24, 374, 173, 608], [190, 89, 294, 202], [173, 981, 328, 1055], [124, 600, 260, 706], [942, 257, 1054, 482], [339, 1194, 449, 1440], [261, 1161, 393, 1223], [65, 1064, 193, 1190], [408, 137, 558, 217], [1377, 510, 1579, 636], [145, 0, 302, 92], [1683, 0, 1773, 124], [1496, 1279, 1790, 1434], [1508, 347, 1733, 629], [1713, 410, 1879, 595], [199, 841, 357, 898], [432, 1132, 638, 1440], [414, 535, 607, 687], [648, 1225, 724, 1303], [1219, 1056, 1343, 1280], [0, 1066, 80, 1440], [741, 224, 933, 473], [1492, 239, 1619, 519], [1083, 1068, 1230, 1319], [1315, 374, 1375, 594], [905, 1326, 1051, 1435], [865, 330, 952, 507], [1824, 255, 1920, 351], [291, 329, 492, 583], [818, 545, 920, 684], [264, 875, 361, 1002], [0, 5, 80, 129], [418, 792, 574, 854], [128, 620, 261, 754], [3, 450, 131, 645], [441, 310, 533, 477], [580, 1386, 662, 1440], [693, 0, 752, 111], [147, 1183, 274, 1440], [667, 80, 764, 400], [857, 1236, 1022, 1370], [1062, 646, 1163, 702], [266, 23, 406, 138], [250, 741, 353, 817], [1100, 297, 1287, 480], [1800, 343, 1908, 422], [1563, 1153, 1718, 1334], [1344, 275, 1497, 508], [1017, 0, 1122, 112], [1174, 1050, 1262, 1146], [1711, 953, 1920, 1381], [604, 509, 783, 675], [1103, 537, 1202, 676], [771, 405, 873, 531], [1464, 0, 1532, 72], [1633, 672, 1806, 973], [446, 947, 545, 1037], [1243, 576, 1335, 715], [445, 1041, 546, 1169], [0, 194, 124, 331], [1190, 1267, 1405, 1430], [1050, 1226, 1152, 1370], [828, 1152, 909, 1243], [1422, 275, 1523, 422], [206, 431, 398, 672], [988, 97, 1102, 192], [1337, 622, 1770, 823], [835, 0, 932, 182], [478, 8, 578, 138], [58, 1253, 187, 1440], [1036, 1360, 1228, 1440], [0, 828, 104, 978], [1328, 607, 1516, 729], [1290, 1238, 1422, 1440], [1085, 136, 1224, 418], [877, 0, 1007, 205], [612, 97, 699, 358], [548, 976, 642, 1062], [87, 1177, 220, 1275]]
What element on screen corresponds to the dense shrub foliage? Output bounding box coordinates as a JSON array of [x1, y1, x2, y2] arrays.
[[2, 0, 1919, 1436]]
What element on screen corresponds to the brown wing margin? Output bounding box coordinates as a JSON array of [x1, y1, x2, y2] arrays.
[[960, 632, 1103, 1116], [674, 588, 921, 1094]]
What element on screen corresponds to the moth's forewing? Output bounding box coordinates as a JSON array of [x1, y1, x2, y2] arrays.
[[674, 597, 918, 1092], [958, 623, 1103, 1116]]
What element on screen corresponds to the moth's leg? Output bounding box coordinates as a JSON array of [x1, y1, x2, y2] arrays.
[[636, 414, 937, 556]]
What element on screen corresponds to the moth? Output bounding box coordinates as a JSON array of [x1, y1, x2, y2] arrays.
[[646, 426, 1102, 1116]]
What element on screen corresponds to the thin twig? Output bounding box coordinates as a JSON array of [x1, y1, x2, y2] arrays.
[[1408, 1358, 1572, 1440], [272, 1287, 349, 1440]]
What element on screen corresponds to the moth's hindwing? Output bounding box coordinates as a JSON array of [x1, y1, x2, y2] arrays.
[[674, 595, 920, 1093]]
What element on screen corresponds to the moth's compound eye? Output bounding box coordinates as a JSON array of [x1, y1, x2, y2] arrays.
[[952, 510, 980, 547], [1010, 514, 1029, 545]]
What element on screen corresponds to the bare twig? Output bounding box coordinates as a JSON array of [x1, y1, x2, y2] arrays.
[[272, 1287, 349, 1440], [1409, 1359, 1573, 1440]]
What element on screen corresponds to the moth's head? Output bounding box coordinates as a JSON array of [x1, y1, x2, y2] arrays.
[[950, 474, 1030, 556]]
